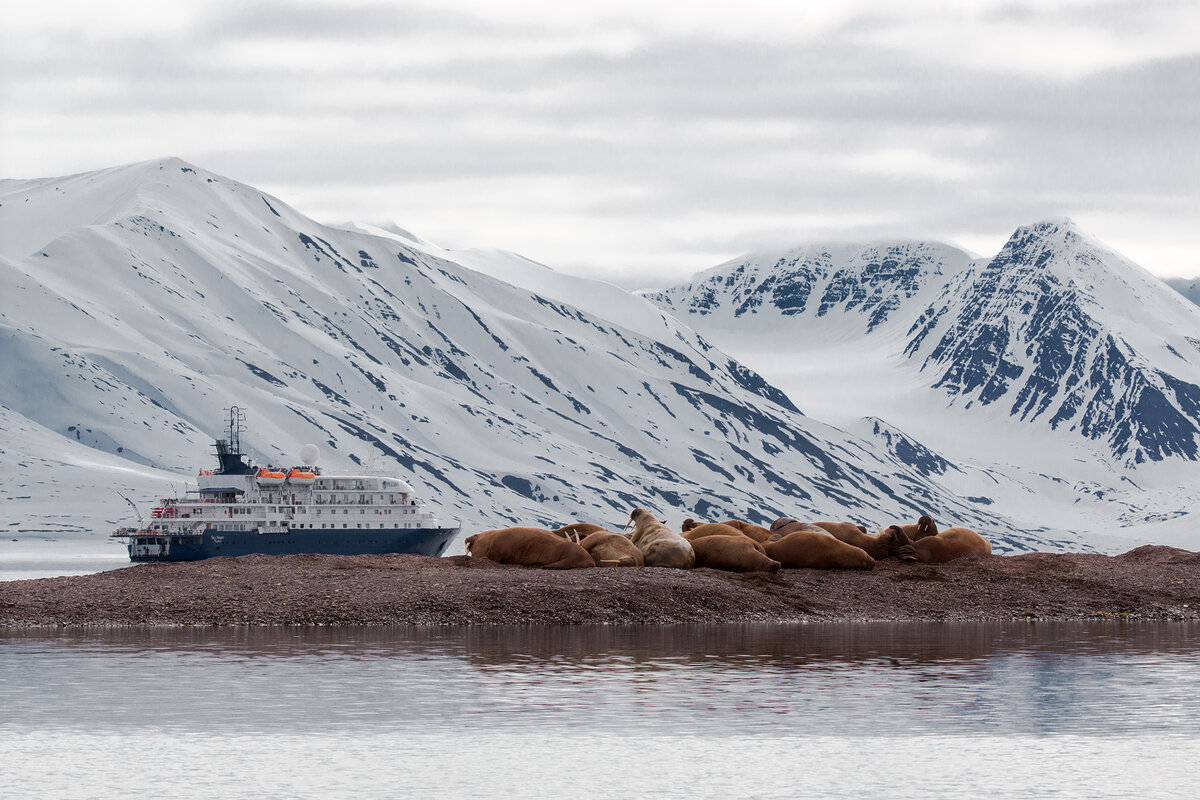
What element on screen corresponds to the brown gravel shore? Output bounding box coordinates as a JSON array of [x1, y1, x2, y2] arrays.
[[2, 545, 1199, 626]]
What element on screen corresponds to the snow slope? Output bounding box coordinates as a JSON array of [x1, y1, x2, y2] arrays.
[[1, 158, 1068, 558], [346, 221, 684, 345], [1166, 277, 1200, 308]]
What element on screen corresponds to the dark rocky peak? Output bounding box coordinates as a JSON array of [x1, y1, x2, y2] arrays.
[[988, 218, 1082, 275], [907, 219, 1200, 464], [649, 240, 972, 330]]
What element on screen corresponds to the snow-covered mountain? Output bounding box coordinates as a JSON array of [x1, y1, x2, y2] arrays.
[[908, 222, 1200, 464], [1, 158, 1068, 555], [647, 222, 1200, 549]]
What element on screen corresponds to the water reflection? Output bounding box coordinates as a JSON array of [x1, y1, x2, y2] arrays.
[[2, 622, 1198, 739], [3, 620, 1196, 663]]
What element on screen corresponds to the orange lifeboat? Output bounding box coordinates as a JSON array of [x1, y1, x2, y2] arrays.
[[256, 468, 286, 486], [287, 468, 316, 486]]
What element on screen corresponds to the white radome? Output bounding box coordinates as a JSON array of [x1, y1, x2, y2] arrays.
[[299, 444, 320, 465]]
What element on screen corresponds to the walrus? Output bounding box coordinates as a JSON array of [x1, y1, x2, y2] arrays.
[[680, 521, 742, 541], [768, 517, 832, 541], [552, 522, 607, 543], [691, 535, 781, 573], [686, 517, 775, 544], [769, 517, 897, 559], [578, 531, 644, 567], [878, 515, 939, 541], [717, 519, 773, 543], [680, 522, 768, 554], [886, 525, 991, 564], [628, 508, 695, 569], [465, 527, 595, 569], [764, 531, 875, 570], [811, 520, 897, 559]]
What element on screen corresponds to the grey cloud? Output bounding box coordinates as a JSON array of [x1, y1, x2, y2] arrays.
[[3, 2, 1197, 280], [192, 0, 488, 42]]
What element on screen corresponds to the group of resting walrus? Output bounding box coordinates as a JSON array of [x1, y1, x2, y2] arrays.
[[463, 509, 993, 573]]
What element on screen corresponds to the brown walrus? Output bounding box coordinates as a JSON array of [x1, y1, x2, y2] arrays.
[[886, 525, 991, 564], [465, 527, 595, 569], [552, 522, 607, 543], [578, 531, 644, 567], [878, 515, 939, 541], [680, 523, 768, 554], [691, 535, 781, 573], [717, 519, 773, 543], [768, 517, 832, 541], [680, 521, 742, 540], [764, 531, 875, 570], [811, 520, 897, 559], [686, 518, 773, 543], [628, 508, 695, 569], [770, 517, 896, 559]]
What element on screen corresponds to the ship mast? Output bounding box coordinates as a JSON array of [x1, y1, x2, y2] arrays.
[[213, 406, 253, 474], [228, 405, 244, 455]]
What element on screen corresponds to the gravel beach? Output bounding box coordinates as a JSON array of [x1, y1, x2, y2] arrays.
[[2, 545, 1198, 626]]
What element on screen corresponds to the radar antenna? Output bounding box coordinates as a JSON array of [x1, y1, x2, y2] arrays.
[[226, 406, 246, 454]]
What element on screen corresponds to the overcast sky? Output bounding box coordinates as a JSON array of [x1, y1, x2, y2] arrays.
[[3, 0, 1197, 287]]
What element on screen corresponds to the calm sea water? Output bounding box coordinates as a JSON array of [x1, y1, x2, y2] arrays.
[[2, 623, 1198, 799], [0, 537, 132, 582]]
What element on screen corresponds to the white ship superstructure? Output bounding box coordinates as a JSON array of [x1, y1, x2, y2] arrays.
[[113, 408, 459, 562]]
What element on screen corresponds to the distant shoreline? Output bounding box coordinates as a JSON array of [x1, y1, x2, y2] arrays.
[[1, 546, 1197, 627]]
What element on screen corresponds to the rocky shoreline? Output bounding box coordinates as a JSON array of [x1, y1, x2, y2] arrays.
[[2, 545, 1198, 627]]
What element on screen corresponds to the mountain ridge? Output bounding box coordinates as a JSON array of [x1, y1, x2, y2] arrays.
[[646, 219, 1200, 549], [649, 218, 1200, 465], [2, 158, 1070, 554]]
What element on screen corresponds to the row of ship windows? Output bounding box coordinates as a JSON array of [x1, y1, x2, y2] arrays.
[[260, 494, 410, 504], [312, 482, 401, 491], [198, 523, 408, 532], [300, 508, 402, 515], [292, 523, 407, 529], [245, 502, 417, 509], [226, 508, 404, 515]]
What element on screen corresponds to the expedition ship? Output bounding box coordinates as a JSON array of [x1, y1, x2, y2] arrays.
[[112, 409, 459, 562]]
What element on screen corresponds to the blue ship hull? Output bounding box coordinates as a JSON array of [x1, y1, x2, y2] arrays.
[[127, 526, 460, 562]]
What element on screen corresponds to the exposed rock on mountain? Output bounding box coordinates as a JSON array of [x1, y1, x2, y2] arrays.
[[647, 220, 1200, 549], [1, 158, 1054, 552]]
